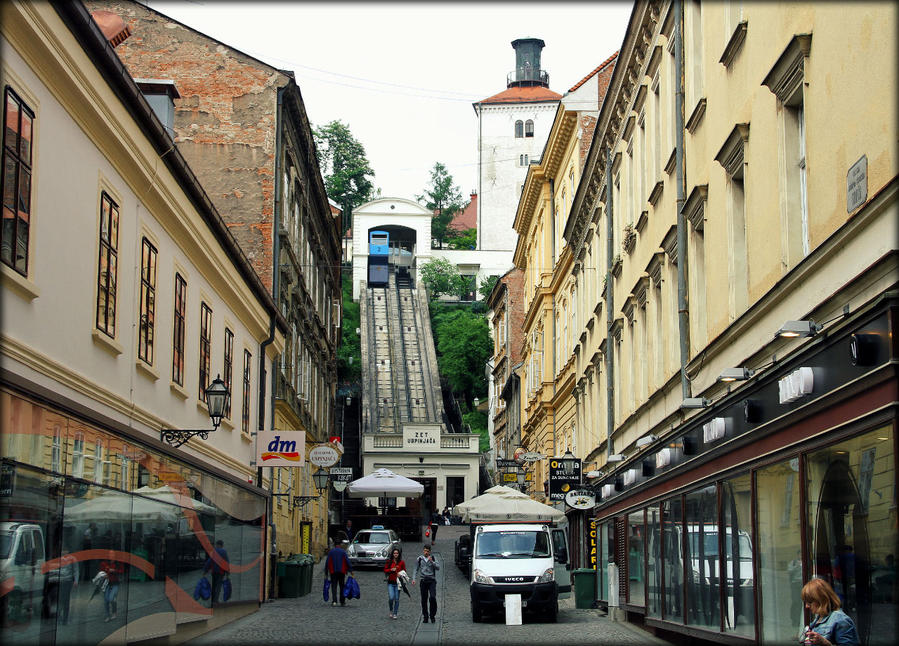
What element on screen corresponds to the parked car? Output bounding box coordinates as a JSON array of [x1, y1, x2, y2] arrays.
[[0, 521, 46, 626], [346, 527, 401, 568]]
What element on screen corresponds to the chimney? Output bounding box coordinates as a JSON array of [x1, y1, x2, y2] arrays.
[[90, 10, 131, 47]]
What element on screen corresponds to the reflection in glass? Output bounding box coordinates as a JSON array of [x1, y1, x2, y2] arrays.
[[662, 497, 684, 623], [685, 485, 719, 629], [807, 426, 896, 646], [757, 459, 802, 643], [722, 473, 754, 637], [597, 521, 609, 601], [646, 504, 661, 617], [627, 510, 645, 605]]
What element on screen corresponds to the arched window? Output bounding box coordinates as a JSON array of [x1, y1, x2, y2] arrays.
[[525, 120, 534, 137], [515, 120, 524, 138]]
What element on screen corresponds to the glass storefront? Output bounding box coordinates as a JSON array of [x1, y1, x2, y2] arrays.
[[627, 510, 645, 605], [598, 423, 896, 645], [0, 392, 265, 645], [806, 425, 895, 646]]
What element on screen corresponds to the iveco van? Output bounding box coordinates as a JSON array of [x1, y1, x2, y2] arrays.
[[0, 522, 47, 625], [469, 523, 563, 622]]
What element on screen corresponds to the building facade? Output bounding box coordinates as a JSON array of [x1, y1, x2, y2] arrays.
[[85, 0, 342, 564], [510, 56, 617, 501], [1, 2, 286, 643], [561, 2, 897, 643], [487, 268, 525, 463]]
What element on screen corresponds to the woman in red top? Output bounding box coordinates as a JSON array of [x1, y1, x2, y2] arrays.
[[384, 548, 406, 619], [99, 559, 123, 622]]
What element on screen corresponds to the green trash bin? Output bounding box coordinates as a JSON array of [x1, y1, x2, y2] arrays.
[[278, 561, 302, 598], [297, 555, 313, 596], [572, 568, 597, 609]]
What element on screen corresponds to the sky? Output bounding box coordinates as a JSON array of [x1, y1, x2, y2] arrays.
[[147, 1, 633, 202]]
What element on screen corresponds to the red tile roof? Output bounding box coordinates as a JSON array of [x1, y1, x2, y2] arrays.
[[450, 193, 477, 231], [568, 51, 619, 93], [475, 85, 562, 105]]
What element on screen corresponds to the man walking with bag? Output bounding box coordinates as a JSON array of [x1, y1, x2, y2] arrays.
[[325, 539, 353, 606], [412, 544, 439, 623]]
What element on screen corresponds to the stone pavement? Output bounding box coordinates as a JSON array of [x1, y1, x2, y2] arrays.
[[186, 525, 670, 645]]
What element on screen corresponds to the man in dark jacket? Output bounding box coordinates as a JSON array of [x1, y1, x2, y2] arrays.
[[325, 540, 353, 606]]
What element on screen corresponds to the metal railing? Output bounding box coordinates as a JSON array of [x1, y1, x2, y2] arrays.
[[506, 67, 549, 87]]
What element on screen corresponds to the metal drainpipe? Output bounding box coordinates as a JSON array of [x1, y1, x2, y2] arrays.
[[549, 178, 557, 459], [477, 103, 483, 250], [674, 0, 691, 399], [605, 150, 615, 459]]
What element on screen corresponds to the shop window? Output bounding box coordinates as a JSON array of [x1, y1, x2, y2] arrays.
[[647, 504, 662, 617], [685, 485, 720, 629], [806, 426, 895, 646], [662, 496, 685, 622], [722, 472, 754, 637], [756, 458, 802, 642], [2, 86, 34, 275], [628, 510, 645, 605]]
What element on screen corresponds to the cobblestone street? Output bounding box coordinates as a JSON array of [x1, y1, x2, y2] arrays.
[[187, 526, 669, 646]]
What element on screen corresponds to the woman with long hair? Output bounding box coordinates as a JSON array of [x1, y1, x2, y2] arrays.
[[801, 578, 860, 645], [384, 547, 406, 619]]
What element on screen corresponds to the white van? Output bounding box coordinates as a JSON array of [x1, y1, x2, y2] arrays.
[[0, 522, 46, 625], [469, 523, 562, 622]]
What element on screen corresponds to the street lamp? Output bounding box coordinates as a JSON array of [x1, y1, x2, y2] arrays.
[[161, 375, 229, 448], [559, 448, 578, 477], [293, 468, 331, 509]]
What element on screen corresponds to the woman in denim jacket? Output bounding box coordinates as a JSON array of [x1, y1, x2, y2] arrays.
[[801, 578, 860, 646]]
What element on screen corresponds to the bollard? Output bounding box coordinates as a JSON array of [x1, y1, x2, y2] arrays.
[[607, 562, 623, 622]]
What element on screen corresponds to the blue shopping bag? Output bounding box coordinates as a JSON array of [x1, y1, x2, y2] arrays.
[[222, 577, 232, 601], [193, 576, 211, 601], [322, 578, 330, 602]]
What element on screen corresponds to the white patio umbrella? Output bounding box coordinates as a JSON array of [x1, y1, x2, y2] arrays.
[[346, 468, 424, 498], [454, 486, 565, 523], [65, 490, 181, 524], [133, 485, 218, 515]]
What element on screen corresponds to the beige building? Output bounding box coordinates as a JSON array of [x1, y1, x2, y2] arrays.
[[1, 2, 286, 642], [561, 1, 897, 643], [511, 56, 617, 500]]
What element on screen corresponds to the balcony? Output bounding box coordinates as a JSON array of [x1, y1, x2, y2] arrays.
[[363, 432, 479, 453], [507, 67, 549, 88]]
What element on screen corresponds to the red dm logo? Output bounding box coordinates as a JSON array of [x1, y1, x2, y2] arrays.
[[260, 435, 301, 462]]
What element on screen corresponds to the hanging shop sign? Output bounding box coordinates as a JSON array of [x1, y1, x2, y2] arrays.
[[564, 488, 595, 510], [257, 430, 305, 467], [548, 458, 582, 501], [309, 444, 340, 468], [522, 452, 545, 462], [330, 467, 354, 492]]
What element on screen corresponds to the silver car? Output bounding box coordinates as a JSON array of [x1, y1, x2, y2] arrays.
[[346, 528, 401, 567]]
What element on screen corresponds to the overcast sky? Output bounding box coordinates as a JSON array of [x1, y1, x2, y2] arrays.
[[148, 1, 633, 202]]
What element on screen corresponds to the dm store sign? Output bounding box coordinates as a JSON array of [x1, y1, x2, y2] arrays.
[[256, 430, 305, 467]]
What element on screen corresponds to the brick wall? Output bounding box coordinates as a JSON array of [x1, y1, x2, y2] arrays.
[[86, 0, 286, 291]]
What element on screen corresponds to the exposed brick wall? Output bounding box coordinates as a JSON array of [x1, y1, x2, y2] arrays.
[[502, 269, 526, 364], [86, 0, 286, 291]]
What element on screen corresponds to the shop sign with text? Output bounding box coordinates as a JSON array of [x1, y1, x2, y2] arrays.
[[257, 430, 305, 467]]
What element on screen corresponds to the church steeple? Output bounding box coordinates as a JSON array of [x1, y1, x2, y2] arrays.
[[508, 38, 548, 88]]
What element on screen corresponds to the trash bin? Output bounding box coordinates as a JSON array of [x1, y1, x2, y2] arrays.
[[572, 568, 597, 609], [278, 560, 302, 598], [297, 555, 314, 596]]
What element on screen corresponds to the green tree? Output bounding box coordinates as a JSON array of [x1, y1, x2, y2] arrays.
[[313, 120, 375, 234], [336, 273, 361, 383], [447, 228, 477, 250], [420, 257, 465, 298], [417, 162, 464, 249], [463, 409, 490, 453], [432, 308, 491, 406], [478, 274, 499, 300]]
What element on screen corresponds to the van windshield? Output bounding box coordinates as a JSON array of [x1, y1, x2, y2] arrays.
[[475, 530, 550, 559]]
